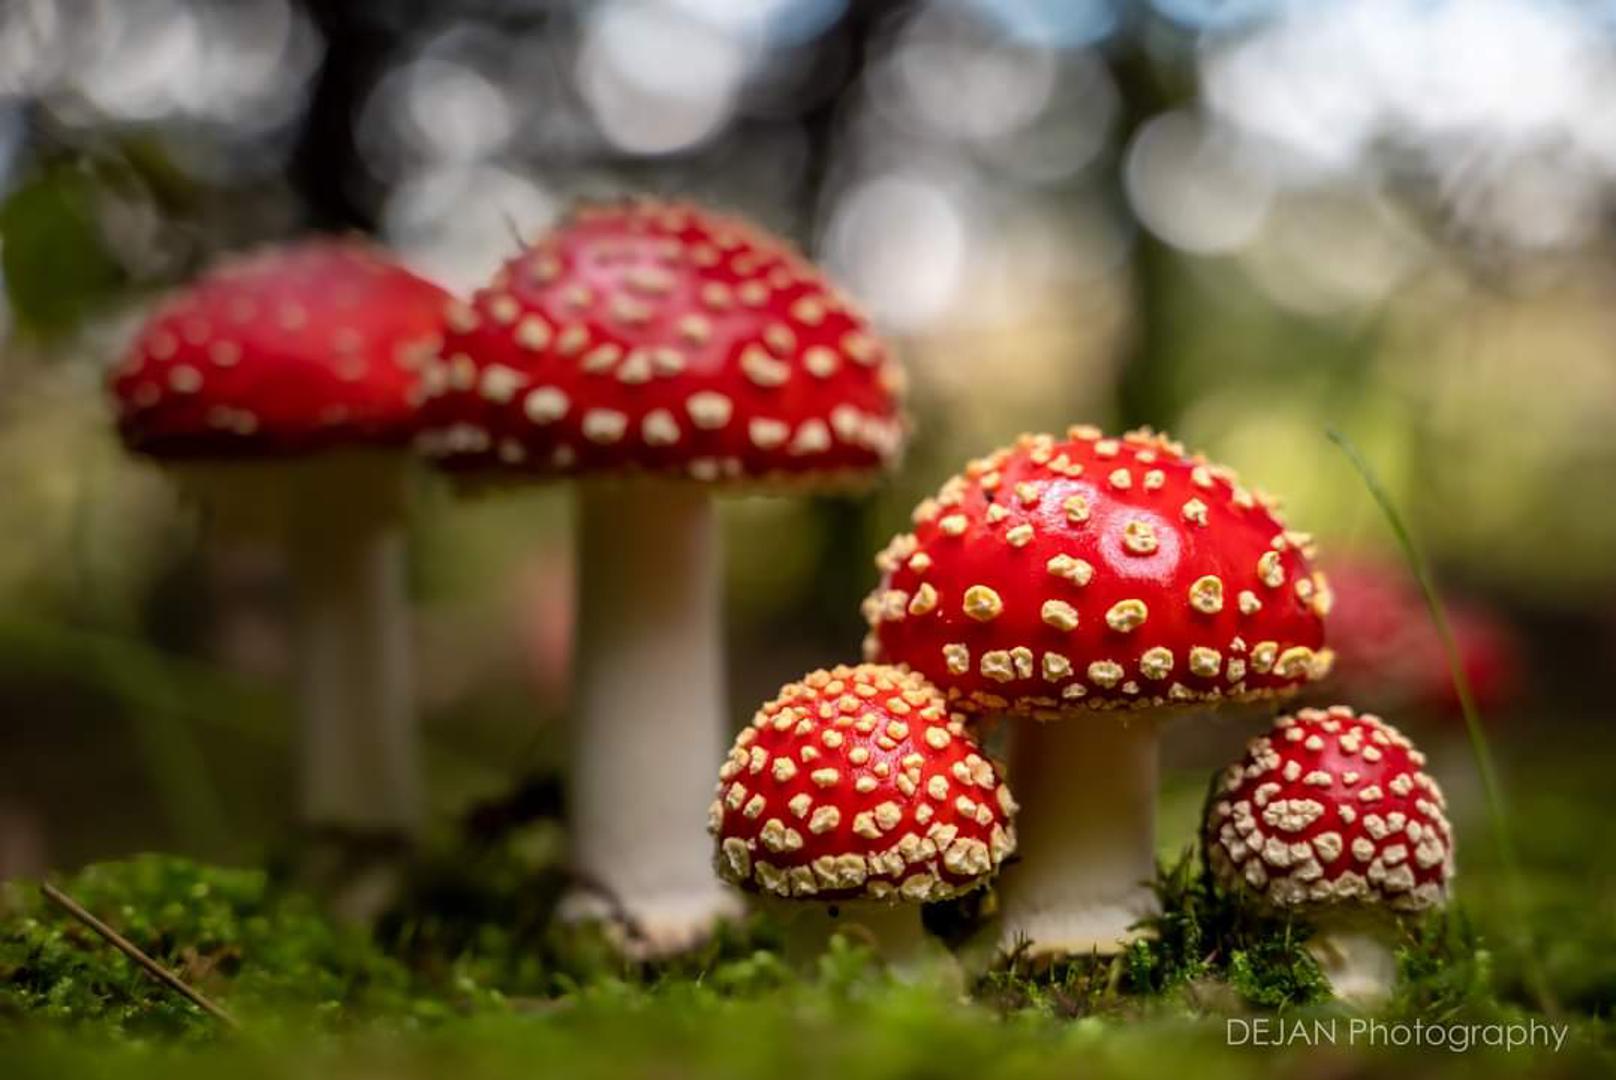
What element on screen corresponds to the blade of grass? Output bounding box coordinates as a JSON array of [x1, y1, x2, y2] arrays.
[[1326, 427, 1554, 1011], [1325, 430, 1511, 867]]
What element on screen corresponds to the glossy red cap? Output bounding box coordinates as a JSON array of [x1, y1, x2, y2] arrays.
[[710, 664, 1016, 903], [1206, 706, 1453, 914], [863, 428, 1333, 716], [414, 199, 907, 486], [110, 240, 449, 458]]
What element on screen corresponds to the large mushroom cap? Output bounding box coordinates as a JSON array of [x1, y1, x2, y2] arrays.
[[710, 664, 1016, 904], [414, 198, 907, 486], [110, 240, 450, 458], [1207, 705, 1453, 914], [862, 428, 1333, 717]]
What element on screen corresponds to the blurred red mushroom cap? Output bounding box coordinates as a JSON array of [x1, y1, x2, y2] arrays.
[[1327, 556, 1522, 717], [110, 239, 449, 458]]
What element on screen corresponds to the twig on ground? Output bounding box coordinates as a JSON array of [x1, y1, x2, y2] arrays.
[[41, 881, 241, 1031]]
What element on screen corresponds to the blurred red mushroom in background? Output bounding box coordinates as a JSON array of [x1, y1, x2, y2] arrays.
[[514, 555, 574, 705], [1326, 555, 1522, 719], [108, 240, 449, 907]]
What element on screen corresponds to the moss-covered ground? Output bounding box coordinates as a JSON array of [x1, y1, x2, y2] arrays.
[[3, 732, 1612, 1079]]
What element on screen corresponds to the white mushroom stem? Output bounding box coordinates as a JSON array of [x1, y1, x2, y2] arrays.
[[288, 500, 416, 835], [997, 714, 1160, 957], [566, 480, 741, 955], [772, 900, 956, 984], [1306, 924, 1398, 1006], [180, 451, 420, 838]]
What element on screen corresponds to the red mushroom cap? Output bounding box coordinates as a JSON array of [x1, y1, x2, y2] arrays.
[[1327, 556, 1521, 717], [1206, 705, 1453, 914], [110, 240, 449, 458], [709, 664, 1016, 903], [414, 199, 907, 486], [862, 428, 1333, 717]]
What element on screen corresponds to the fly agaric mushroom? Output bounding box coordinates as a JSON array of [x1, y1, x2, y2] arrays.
[[710, 663, 1015, 971], [1328, 555, 1521, 718], [1206, 705, 1453, 1004], [109, 240, 448, 865], [415, 199, 907, 954], [863, 427, 1333, 956]]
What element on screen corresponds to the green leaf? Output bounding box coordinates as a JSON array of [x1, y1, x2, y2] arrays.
[[0, 166, 126, 338]]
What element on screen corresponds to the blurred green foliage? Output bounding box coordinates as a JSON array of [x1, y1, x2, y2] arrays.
[[0, 166, 127, 338]]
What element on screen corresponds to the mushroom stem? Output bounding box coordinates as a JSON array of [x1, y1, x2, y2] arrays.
[[1305, 924, 1398, 1006], [773, 900, 955, 984], [286, 457, 418, 839], [567, 480, 741, 955], [997, 714, 1160, 957]]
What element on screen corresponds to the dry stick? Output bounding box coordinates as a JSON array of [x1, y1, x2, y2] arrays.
[[41, 882, 241, 1031], [1326, 428, 1556, 1013]]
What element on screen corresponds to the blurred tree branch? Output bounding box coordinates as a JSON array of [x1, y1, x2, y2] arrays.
[[1109, 25, 1194, 432]]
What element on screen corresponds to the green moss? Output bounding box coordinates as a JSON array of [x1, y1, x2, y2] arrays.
[[1389, 907, 1501, 1018], [7, 757, 1614, 1080], [1224, 931, 1328, 1010], [0, 855, 490, 1040], [372, 819, 790, 999], [0, 837, 1517, 1043], [979, 848, 1329, 1016], [2, 843, 1613, 1080]]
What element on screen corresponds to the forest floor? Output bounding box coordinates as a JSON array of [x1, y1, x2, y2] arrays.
[[2, 734, 1613, 1080]]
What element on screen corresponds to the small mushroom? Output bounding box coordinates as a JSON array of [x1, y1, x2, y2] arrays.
[[108, 240, 449, 865], [415, 198, 908, 955], [863, 427, 1332, 956], [709, 664, 1016, 975], [1205, 705, 1454, 1005]]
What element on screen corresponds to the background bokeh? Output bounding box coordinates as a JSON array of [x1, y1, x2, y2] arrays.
[[2, 0, 1613, 938]]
